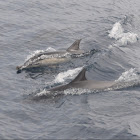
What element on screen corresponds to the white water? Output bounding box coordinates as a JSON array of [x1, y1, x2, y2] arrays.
[[116, 68, 140, 83], [54, 67, 83, 83], [109, 22, 124, 40], [109, 22, 138, 46], [25, 47, 57, 61]]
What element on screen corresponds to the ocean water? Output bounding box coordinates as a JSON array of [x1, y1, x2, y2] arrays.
[[1, 0, 140, 139]]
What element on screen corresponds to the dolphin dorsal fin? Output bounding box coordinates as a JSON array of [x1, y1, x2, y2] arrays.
[[67, 39, 82, 52], [70, 68, 87, 83]]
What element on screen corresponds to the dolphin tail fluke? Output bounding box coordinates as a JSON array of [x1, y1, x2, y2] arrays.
[[67, 39, 82, 52], [70, 68, 87, 84]]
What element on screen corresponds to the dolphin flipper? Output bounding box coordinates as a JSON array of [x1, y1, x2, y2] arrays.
[[67, 39, 82, 52]]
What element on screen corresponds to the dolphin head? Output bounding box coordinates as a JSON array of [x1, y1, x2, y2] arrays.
[[16, 66, 22, 74]]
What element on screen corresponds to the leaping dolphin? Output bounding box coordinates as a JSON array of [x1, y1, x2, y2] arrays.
[[48, 68, 116, 92], [16, 39, 84, 73]]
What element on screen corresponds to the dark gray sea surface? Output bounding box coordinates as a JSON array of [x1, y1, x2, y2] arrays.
[[1, 0, 140, 139]]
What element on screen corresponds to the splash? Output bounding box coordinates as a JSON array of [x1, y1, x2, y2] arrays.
[[105, 68, 140, 90], [116, 68, 139, 83], [35, 88, 58, 97], [117, 32, 138, 46], [35, 89, 49, 97], [109, 22, 138, 46], [43, 67, 84, 90], [109, 22, 124, 40], [100, 68, 140, 91], [54, 67, 83, 83], [64, 88, 98, 95], [25, 47, 56, 61], [36, 87, 94, 97]]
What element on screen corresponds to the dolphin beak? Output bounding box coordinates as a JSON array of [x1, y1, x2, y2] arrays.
[[17, 70, 21, 74], [16, 66, 22, 74]]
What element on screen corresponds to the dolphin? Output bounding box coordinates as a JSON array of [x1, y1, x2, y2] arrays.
[[16, 39, 84, 73], [48, 68, 116, 92]]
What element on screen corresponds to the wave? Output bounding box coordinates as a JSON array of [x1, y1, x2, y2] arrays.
[[106, 68, 140, 91], [115, 68, 140, 83], [108, 22, 138, 47], [128, 115, 140, 137]]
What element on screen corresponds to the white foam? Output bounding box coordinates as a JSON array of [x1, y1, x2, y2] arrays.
[[54, 67, 83, 83], [35, 89, 48, 96], [109, 22, 124, 40], [117, 32, 138, 46], [25, 47, 56, 61], [64, 88, 93, 95], [109, 22, 138, 46], [116, 68, 139, 83], [36, 88, 92, 97], [45, 47, 56, 52]]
